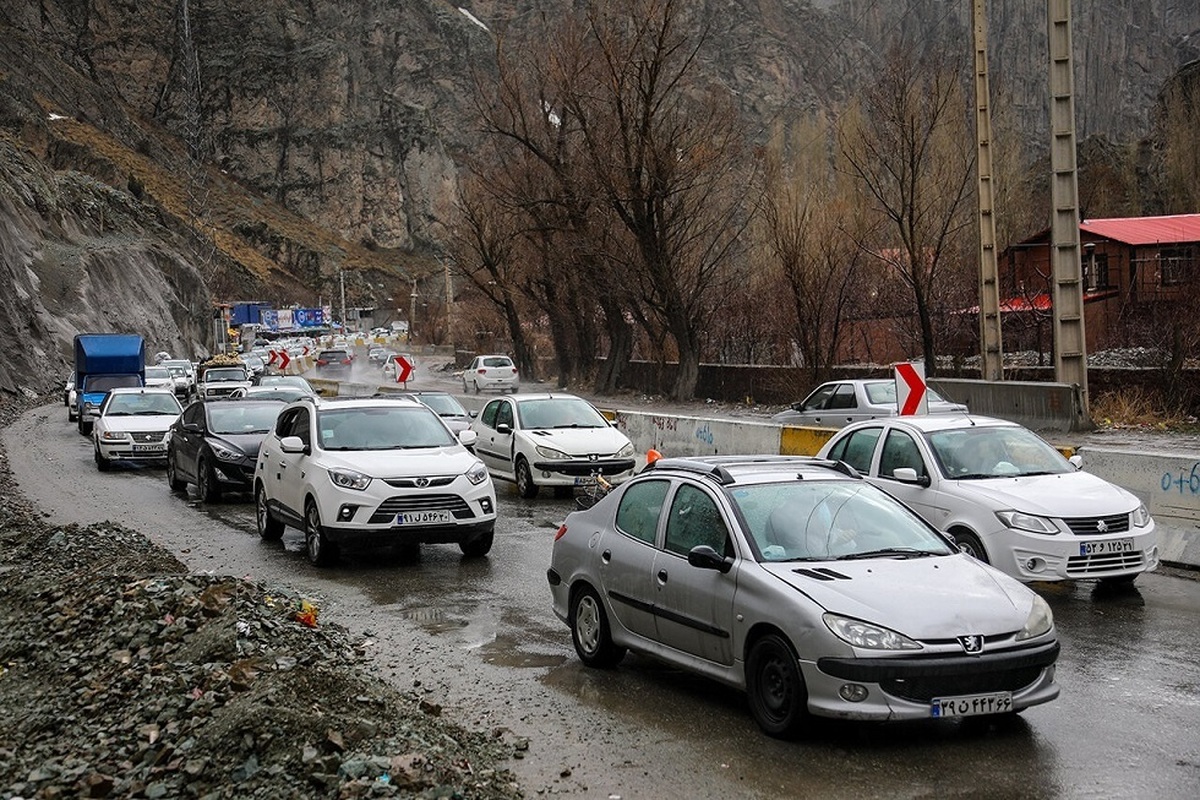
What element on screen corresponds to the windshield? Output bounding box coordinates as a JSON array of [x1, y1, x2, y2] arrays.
[[85, 374, 142, 393], [517, 398, 608, 429], [145, 367, 171, 380], [727, 481, 953, 562], [104, 393, 181, 416], [413, 394, 466, 417], [926, 425, 1072, 479], [208, 403, 281, 435], [317, 406, 457, 450], [259, 376, 311, 390], [205, 368, 247, 382]]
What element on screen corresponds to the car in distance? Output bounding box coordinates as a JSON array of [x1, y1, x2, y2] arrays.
[[167, 399, 284, 501], [395, 390, 472, 434], [315, 348, 353, 377], [197, 364, 252, 399], [815, 415, 1159, 584], [92, 387, 183, 471], [255, 375, 316, 393], [462, 355, 519, 394], [161, 359, 196, 397], [469, 393, 636, 498], [547, 455, 1060, 736], [254, 396, 497, 566], [772, 379, 969, 428], [143, 365, 176, 392]]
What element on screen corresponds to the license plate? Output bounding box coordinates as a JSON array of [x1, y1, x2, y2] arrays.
[[1080, 538, 1134, 556], [396, 510, 452, 525], [930, 692, 1013, 718], [132, 444, 165, 453]]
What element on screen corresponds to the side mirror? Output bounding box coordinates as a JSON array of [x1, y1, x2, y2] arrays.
[[279, 435, 308, 455], [458, 429, 479, 447], [183, 422, 203, 434], [687, 545, 733, 574], [496, 423, 512, 435], [1068, 454, 1082, 470], [468, 410, 478, 418], [893, 467, 931, 487]]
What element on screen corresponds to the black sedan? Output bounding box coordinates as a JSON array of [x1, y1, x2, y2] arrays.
[[166, 399, 284, 501]]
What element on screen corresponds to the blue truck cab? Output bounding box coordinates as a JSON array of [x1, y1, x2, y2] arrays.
[[74, 334, 146, 435]]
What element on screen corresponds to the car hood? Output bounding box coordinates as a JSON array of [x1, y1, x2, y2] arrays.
[[211, 433, 268, 459], [948, 471, 1137, 516], [761, 554, 1033, 638], [100, 414, 180, 432], [318, 446, 479, 478], [522, 427, 630, 455]]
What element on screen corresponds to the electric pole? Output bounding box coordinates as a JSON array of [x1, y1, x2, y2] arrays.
[[974, 0, 1003, 382]]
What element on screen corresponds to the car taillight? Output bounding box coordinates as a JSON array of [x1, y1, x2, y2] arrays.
[[554, 524, 568, 542], [478, 368, 487, 374], [341, 358, 351, 365], [317, 359, 327, 365]]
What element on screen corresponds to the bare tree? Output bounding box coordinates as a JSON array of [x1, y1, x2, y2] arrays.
[[838, 47, 976, 376]]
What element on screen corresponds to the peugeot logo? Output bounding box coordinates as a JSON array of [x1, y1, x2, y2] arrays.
[[1096, 519, 1109, 533], [414, 477, 430, 488], [958, 635, 984, 654], [588, 454, 598, 462]]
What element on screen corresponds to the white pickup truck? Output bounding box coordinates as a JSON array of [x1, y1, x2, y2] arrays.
[[196, 364, 252, 399]]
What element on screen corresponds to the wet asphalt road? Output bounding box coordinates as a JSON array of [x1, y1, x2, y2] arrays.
[[6, 399, 1200, 799]]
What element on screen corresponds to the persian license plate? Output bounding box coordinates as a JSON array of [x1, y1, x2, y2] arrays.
[[1080, 538, 1134, 556], [132, 444, 165, 453], [930, 692, 1013, 718], [396, 510, 452, 525]]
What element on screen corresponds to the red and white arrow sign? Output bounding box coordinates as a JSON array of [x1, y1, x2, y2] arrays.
[[394, 356, 413, 384], [302, 345, 310, 356], [277, 350, 291, 371], [267, 349, 278, 365], [894, 361, 929, 416]]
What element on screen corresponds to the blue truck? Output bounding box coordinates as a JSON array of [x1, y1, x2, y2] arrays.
[[74, 334, 146, 435]]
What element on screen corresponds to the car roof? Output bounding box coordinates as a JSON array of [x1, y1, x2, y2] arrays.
[[644, 455, 861, 485], [503, 392, 583, 402], [286, 396, 424, 412], [842, 414, 1015, 433], [108, 386, 176, 396]]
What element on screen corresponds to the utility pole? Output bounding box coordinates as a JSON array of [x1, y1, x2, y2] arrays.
[[409, 279, 418, 344], [1047, 0, 1089, 417], [973, 0, 1003, 382], [339, 268, 347, 333]]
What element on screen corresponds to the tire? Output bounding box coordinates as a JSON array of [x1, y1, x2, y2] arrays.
[[951, 530, 989, 563], [462, 379, 469, 393], [472, 380, 481, 394], [746, 633, 808, 738], [197, 455, 221, 503], [515, 456, 539, 499], [459, 528, 494, 557], [94, 444, 111, 472], [68, 407, 77, 422], [166, 450, 187, 491], [78, 417, 91, 436], [305, 500, 338, 567], [255, 484, 284, 541], [570, 586, 625, 668]]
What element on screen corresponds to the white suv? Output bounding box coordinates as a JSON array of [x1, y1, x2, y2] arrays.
[[254, 396, 496, 566]]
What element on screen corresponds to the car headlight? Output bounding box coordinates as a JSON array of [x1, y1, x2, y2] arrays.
[[1132, 503, 1152, 528], [328, 468, 371, 490], [466, 460, 488, 485], [996, 510, 1060, 535], [1016, 594, 1053, 641], [210, 443, 245, 462], [535, 445, 569, 460], [823, 613, 922, 651], [616, 442, 635, 458], [99, 430, 128, 441]]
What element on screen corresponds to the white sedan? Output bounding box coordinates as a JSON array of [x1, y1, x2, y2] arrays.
[[92, 387, 183, 471], [468, 393, 636, 498], [816, 414, 1159, 584]]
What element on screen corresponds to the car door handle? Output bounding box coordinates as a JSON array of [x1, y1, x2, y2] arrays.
[[657, 569, 668, 583], [601, 549, 611, 563]]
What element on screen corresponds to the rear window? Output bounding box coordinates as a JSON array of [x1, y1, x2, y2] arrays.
[[482, 357, 513, 368], [320, 350, 350, 361]]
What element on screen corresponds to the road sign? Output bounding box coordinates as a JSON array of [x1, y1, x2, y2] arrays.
[[394, 356, 413, 384], [267, 350, 278, 365], [277, 350, 291, 371], [894, 362, 929, 416]]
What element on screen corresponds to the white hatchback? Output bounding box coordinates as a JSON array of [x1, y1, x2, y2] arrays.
[[469, 393, 636, 498], [816, 415, 1158, 584], [462, 355, 519, 393], [254, 396, 496, 566], [92, 387, 183, 470]]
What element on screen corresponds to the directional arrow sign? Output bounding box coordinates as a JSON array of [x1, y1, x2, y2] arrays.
[[302, 345, 310, 356], [894, 361, 929, 416], [277, 350, 291, 371], [394, 356, 413, 384], [267, 349, 278, 365]]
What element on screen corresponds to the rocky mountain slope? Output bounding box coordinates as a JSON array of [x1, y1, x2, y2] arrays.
[[0, 0, 1196, 395]]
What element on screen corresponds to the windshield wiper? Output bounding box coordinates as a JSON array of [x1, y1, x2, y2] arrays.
[[835, 547, 939, 561]]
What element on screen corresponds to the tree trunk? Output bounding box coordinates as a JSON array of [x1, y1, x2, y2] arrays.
[[594, 298, 632, 393]]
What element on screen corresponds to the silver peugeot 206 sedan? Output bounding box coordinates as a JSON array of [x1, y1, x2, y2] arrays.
[[547, 455, 1060, 737]]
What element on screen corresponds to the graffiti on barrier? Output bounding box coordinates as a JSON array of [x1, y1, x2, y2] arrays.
[[695, 422, 714, 446], [649, 416, 678, 432], [1162, 463, 1200, 494]]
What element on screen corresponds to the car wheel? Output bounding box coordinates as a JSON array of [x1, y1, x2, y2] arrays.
[[255, 484, 284, 540], [570, 585, 625, 668], [93, 443, 110, 472], [68, 407, 76, 422], [459, 528, 494, 558], [166, 450, 187, 491], [746, 633, 808, 738], [472, 380, 481, 394], [951, 530, 989, 563], [515, 456, 539, 499], [197, 455, 221, 503], [78, 417, 91, 436], [305, 500, 338, 567]]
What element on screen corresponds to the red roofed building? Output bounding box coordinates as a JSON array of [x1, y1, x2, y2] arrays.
[[1000, 213, 1200, 354]]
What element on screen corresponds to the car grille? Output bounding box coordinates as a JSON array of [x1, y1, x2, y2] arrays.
[[369, 494, 474, 523], [382, 476, 456, 488], [1061, 514, 1130, 535], [1067, 550, 1144, 576], [883, 666, 1045, 703], [131, 431, 166, 443]]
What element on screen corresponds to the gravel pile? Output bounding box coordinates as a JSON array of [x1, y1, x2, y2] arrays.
[[0, 396, 525, 800]]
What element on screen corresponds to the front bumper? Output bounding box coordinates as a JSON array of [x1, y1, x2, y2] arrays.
[[96, 439, 169, 461], [985, 523, 1158, 581], [532, 458, 636, 483], [314, 478, 498, 545]]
